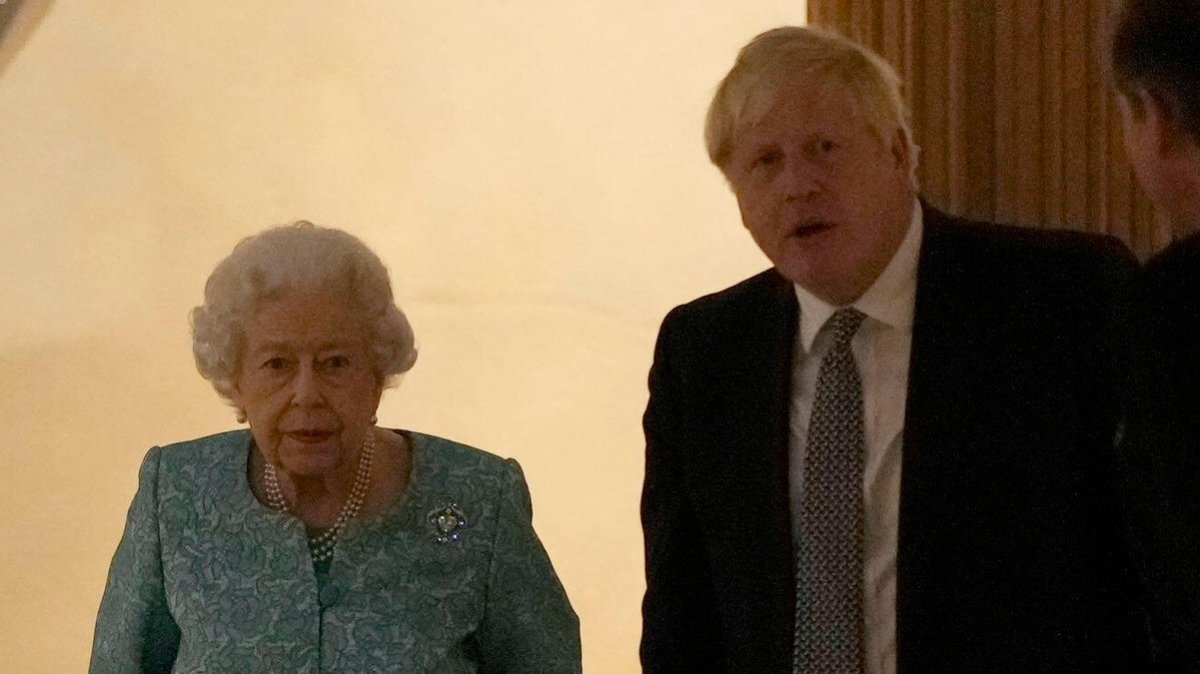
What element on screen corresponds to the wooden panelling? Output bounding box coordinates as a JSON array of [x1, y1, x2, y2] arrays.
[[807, 0, 1168, 258], [962, 1, 995, 218]]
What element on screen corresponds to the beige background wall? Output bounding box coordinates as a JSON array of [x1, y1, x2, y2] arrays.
[[0, 1, 805, 671]]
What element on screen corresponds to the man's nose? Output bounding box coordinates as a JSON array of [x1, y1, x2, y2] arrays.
[[783, 159, 823, 200]]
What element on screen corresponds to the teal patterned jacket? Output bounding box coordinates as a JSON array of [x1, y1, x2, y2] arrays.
[[90, 430, 581, 673]]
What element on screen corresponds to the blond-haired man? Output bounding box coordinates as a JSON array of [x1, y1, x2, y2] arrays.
[[641, 26, 1149, 672]]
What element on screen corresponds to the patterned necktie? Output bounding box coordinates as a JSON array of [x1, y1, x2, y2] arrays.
[[794, 308, 867, 673]]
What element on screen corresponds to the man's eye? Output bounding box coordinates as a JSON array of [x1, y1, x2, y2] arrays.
[[813, 139, 839, 154], [754, 151, 782, 169], [263, 357, 289, 370]]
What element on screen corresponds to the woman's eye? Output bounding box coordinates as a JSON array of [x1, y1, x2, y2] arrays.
[[321, 355, 351, 370], [263, 357, 289, 370]]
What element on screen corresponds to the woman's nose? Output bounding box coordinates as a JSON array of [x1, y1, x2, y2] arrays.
[[290, 364, 324, 406]]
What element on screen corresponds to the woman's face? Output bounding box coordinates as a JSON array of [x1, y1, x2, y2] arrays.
[[231, 289, 382, 477]]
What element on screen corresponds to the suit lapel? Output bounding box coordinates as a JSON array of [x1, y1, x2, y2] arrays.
[[896, 209, 1005, 670], [897, 211, 959, 670], [694, 272, 798, 670]]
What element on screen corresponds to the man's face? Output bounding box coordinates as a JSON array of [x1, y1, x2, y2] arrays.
[[726, 78, 915, 305], [1118, 89, 1200, 231]]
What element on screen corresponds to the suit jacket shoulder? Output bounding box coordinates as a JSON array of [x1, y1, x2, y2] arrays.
[[920, 207, 1135, 294], [660, 269, 793, 340], [1138, 230, 1200, 309], [915, 208, 1135, 379]]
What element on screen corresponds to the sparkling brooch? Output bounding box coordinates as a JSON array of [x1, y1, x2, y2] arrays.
[[428, 504, 468, 543]]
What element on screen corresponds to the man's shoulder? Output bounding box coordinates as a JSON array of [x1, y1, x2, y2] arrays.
[[926, 207, 1133, 268], [1143, 230, 1200, 284], [922, 207, 1135, 295], [651, 270, 795, 367], [1135, 232, 1200, 333], [663, 269, 792, 327]]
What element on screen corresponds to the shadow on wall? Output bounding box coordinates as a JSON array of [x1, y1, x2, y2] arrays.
[[0, 0, 54, 79]]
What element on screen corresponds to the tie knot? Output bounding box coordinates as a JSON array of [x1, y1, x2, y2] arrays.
[[825, 308, 866, 350]]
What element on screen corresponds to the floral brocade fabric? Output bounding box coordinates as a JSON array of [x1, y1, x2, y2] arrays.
[[90, 430, 581, 673]]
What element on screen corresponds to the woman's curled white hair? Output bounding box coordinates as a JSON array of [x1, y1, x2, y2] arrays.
[[191, 221, 417, 402]]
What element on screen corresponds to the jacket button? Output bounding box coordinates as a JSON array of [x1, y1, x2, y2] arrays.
[[319, 584, 343, 607]]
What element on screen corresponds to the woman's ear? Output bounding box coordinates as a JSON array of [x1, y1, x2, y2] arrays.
[[229, 375, 247, 422]]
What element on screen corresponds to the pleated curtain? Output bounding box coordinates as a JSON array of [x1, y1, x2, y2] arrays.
[[807, 0, 1168, 258]]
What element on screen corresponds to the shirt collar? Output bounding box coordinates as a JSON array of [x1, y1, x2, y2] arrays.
[[793, 198, 923, 351]]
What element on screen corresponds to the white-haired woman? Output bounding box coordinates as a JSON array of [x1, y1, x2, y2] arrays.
[[90, 222, 580, 673]]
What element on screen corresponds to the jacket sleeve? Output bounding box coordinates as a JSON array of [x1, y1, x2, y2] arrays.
[[475, 459, 581, 674], [640, 308, 726, 672], [90, 447, 180, 674]]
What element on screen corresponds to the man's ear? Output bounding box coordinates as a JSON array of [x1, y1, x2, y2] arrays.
[[890, 127, 917, 188], [1137, 89, 1185, 156]]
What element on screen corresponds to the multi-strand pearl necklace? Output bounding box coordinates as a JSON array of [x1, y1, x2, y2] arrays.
[[263, 430, 376, 564]]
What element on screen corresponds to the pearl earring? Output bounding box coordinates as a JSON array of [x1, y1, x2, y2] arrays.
[[236, 410, 247, 423], [370, 415, 378, 425]]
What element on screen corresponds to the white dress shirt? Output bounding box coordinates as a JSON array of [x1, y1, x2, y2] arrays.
[[789, 200, 922, 674]]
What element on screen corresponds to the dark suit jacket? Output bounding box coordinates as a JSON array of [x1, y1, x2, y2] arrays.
[[1128, 231, 1200, 672], [641, 206, 1150, 672]]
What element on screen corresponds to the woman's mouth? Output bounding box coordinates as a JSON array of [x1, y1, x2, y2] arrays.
[[286, 430, 335, 444]]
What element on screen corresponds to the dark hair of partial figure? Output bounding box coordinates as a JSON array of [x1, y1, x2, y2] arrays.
[[1110, 0, 1200, 142]]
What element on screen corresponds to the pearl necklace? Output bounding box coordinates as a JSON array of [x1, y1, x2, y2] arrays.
[[263, 430, 376, 564]]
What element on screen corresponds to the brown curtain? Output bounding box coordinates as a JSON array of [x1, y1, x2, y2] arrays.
[[808, 0, 1169, 258]]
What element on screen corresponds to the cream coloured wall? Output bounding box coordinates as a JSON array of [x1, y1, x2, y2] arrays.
[[0, 1, 805, 671]]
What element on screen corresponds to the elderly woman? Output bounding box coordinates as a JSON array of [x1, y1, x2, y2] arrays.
[[90, 223, 580, 672]]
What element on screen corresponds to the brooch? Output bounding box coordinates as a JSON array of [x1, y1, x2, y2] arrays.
[[428, 504, 468, 543]]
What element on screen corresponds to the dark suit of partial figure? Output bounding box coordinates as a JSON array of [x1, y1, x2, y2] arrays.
[[1128, 231, 1200, 672], [641, 206, 1151, 672]]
